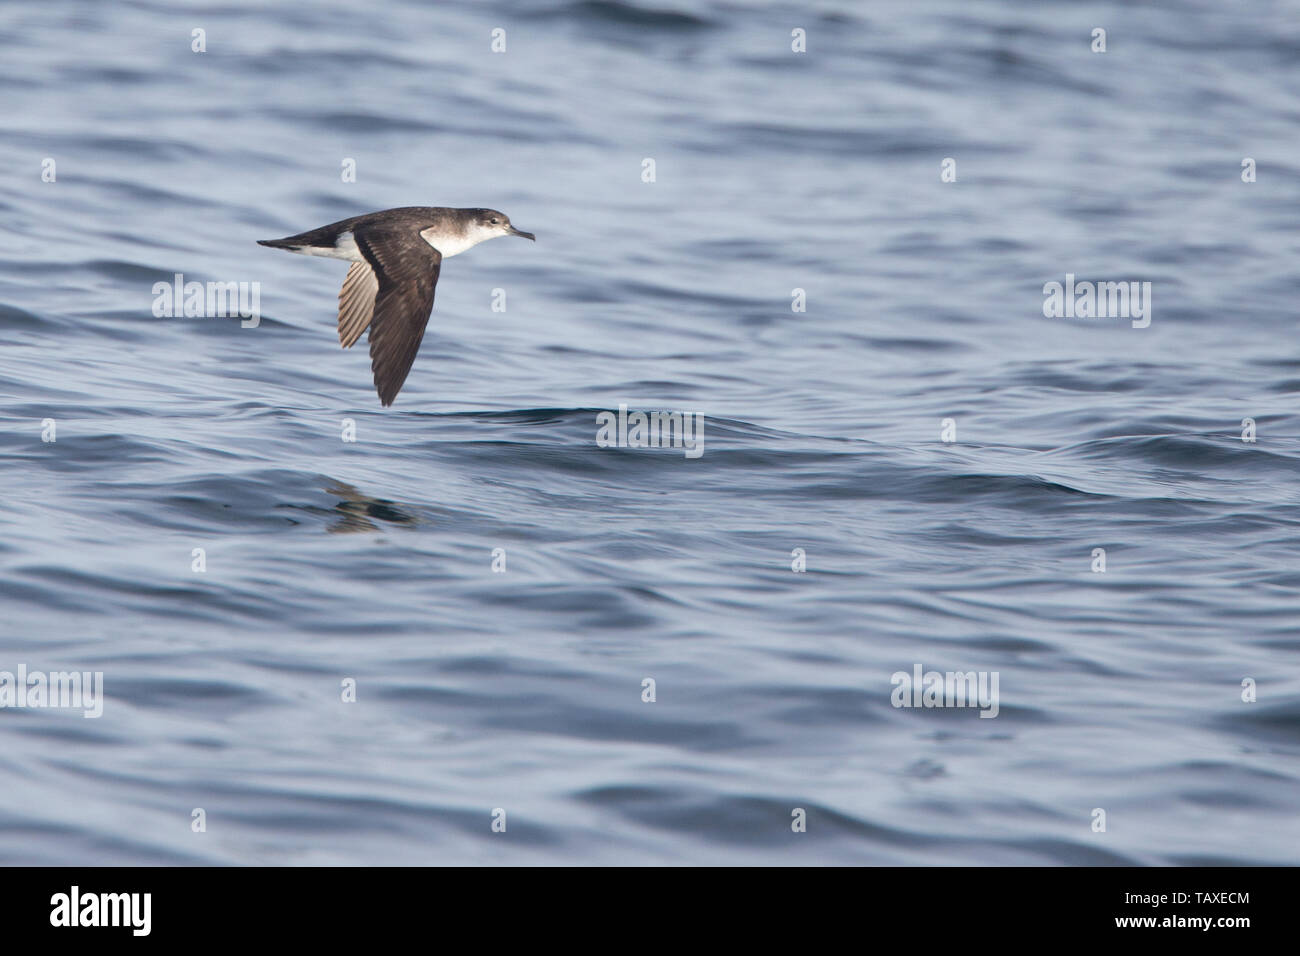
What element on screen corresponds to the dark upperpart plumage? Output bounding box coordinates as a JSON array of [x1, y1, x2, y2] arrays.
[[258, 206, 535, 406]]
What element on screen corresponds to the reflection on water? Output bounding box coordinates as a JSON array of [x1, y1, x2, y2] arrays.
[[322, 481, 420, 534]]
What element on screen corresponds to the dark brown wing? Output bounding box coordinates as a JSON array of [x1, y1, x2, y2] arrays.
[[352, 222, 442, 406]]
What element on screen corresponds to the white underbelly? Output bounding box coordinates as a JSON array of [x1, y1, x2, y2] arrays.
[[420, 227, 480, 258], [291, 230, 363, 262]]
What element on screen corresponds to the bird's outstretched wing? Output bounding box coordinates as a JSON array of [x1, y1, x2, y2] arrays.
[[336, 260, 379, 349], [352, 222, 442, 406]]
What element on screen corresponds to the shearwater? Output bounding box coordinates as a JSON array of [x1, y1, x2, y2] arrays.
[[258, 206, 535, 406]]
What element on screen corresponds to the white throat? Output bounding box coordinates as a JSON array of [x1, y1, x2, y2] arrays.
[[420, 224, 500, 258]]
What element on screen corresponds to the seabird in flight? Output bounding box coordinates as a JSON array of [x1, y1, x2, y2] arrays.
[[258, 206, 535, 406]]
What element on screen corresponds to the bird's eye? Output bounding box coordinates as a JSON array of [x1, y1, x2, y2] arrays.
[[490, 218, 499, 224]]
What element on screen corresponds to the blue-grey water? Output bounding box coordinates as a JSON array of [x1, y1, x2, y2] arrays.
[[1, 0, 1298, 865]]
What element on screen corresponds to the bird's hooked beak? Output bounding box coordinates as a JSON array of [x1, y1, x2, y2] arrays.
[[508, 225, 536, 241]]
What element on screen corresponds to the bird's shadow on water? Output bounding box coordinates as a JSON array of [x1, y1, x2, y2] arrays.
[[279, 479, 421, 533]]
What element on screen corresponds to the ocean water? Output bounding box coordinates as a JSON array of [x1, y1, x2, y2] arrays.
[[1, 0, 1298, 865]]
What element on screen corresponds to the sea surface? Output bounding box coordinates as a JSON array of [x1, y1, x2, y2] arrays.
[[1, 0, 1298, 865]]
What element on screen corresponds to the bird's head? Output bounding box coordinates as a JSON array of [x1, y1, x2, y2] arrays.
[[473, 208, 535, 242]]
